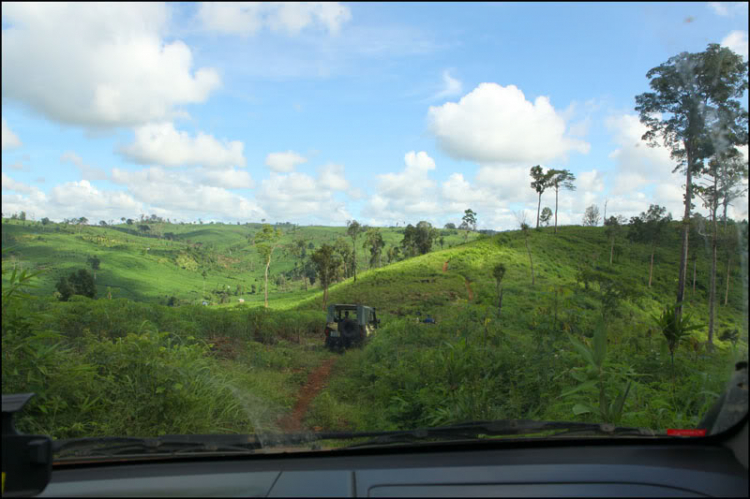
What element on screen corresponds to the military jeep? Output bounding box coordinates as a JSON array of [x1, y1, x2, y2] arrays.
[[324, 304, 379, 350]]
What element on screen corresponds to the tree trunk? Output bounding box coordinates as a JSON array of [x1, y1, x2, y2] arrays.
[[554, 187, 559, 234], [692, 257, 697, 295], [708, 216, 717, 350], [648, 247, 654, 288], [524, 233, 535, 285], [496, 282, 504, 317], [264, 259, 270, 308], [724, 254, 731, 307], [536, 193, 542, 228], [352, 239, 357, 283], [676, 143, 692, 319]]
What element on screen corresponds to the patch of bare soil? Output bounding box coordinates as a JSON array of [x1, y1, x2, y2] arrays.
[[277, 357, 338, 433], [442, 260, 449, 272], [465, 278, 474, 301]]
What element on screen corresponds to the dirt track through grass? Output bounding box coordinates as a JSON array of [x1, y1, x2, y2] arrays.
[[277, 356, 338, 432]]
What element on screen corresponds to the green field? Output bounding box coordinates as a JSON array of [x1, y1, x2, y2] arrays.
[[2, 218, 748, 441]]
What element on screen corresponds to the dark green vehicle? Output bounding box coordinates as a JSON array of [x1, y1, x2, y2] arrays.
[[324, 304, 379, 350]]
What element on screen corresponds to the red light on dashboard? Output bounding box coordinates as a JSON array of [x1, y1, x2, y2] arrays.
[[667, 429, 707, 437]]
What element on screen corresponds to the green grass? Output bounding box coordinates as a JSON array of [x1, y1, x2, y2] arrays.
[[2, 217, 747, 440]]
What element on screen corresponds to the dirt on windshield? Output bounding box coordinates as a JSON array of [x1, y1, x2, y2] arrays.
[[277, 357, 338, 433]]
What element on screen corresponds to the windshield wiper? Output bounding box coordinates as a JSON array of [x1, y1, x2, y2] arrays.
[[52, 420, 661, 460], [337, 420, 661, 450], [53, 434, 264, 460]]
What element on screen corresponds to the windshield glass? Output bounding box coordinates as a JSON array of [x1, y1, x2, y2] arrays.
[[2, 2, 748, 460]]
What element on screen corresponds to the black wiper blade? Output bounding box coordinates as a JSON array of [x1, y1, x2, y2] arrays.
[[53, 434, 263, 459], [340, 420, 661, 449]]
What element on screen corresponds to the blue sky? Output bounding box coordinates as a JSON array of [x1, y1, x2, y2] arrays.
[[2, 2, 748, 229]]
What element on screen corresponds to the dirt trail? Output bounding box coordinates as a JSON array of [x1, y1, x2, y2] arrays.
[[464, 278, 474, 301], [277, 357, 338, 433], [442, 260, 449, 272]]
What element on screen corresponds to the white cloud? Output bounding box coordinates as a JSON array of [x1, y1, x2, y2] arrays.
[[60, 151, 108, 181], [721, 30, 748, 59], [2, 172, 34, 194], [2, 3, 220, 128], [428, 83, 590, 164], [606, 113, 676, 195], [2, 118, 22, 150], [119, 122, 246, 169], [708, 2, 730, 16], [111, 166, 265, 220], [318, 163, 350, 192], [200, 167, 254, 189], [265, 151, 307, 172], [256, 167, 352, 223], [433, 70, 462, 100], [196, 2, 352, 36]]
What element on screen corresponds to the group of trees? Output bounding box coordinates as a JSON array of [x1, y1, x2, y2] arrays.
[[634, 43, 748, 348], [529, 167, 577, 231]]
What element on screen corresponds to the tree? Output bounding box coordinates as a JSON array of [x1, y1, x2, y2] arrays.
[[78, 216, 87, 225], [444, 222, 456, 229], [627, 205, 672, 288], [462, 209, 477, 242], [402, 221, 438, 256], [55, 275, 74, 301], [492, 262, 507, 316], [540, 207, 553, 227], [311, 244, 341, 310], [99, 220, 107, 226], [19, 211, 27, 221], [138, 224, 150, 233], [346, 220, 364, 282], [439, 236, 445, 248], [530, 166, 554, 228], [386, 245, 401, 264], [126, 218, 134, 225], [334, 237, 353, 278], [548, 169, 576, 233], [41, 217, 50, 231], [695, 150, 747, 349], [582, 205, 601, 226], [363, 227, 385, 269], [87, 254, 101, 280], [635, 43, 748, 319], [254, 224, 283, 308], [67, 269, 96, 299], [604, 216, 625, 265]]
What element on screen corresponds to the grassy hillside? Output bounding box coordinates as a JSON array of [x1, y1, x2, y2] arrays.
[[2, 217, 748, 440], [1, 219, 479, 306]]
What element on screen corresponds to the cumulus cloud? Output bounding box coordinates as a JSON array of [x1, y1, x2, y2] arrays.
[[427, 83, 590, 164], [2, 172, 34, 194], [605, 114, 676, 195], [708, 2, 748, 17], [119, 122, 246, 168], [721, 30, 748, 59], [432, 70, 462, 100], [200, 167, 254, 189], [1, 174, 145, 222], [265, 151, 307, 172], [60, 151, 108, 181], [256, 167, 352, 223], [2, 118, 22, 150], [2, 3, 220, 128], [196, 2, 352, 36], [111, 167, 265, 221]]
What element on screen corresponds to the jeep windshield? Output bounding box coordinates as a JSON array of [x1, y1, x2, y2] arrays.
[[1, 1, 748, 464]]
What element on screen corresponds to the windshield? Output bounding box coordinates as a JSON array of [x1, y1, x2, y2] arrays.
[[1, 2, 748, 461]]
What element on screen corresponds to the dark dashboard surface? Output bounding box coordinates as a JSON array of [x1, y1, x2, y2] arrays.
[[39, 443, 748, 497]]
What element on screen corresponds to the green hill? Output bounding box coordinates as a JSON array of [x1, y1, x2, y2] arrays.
[[2, 217, 747, 440], [0, 219, 478, 306]]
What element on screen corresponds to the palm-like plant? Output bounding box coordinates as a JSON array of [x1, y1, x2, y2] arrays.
[[652, 304, 703, 367]]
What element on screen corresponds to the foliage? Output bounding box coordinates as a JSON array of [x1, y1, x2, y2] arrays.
[[652, 304, 703, 364], [540, 207, 553, 226], [582, 205, 601, 227]]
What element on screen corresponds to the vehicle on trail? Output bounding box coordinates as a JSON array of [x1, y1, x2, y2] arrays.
[[324, 304, 379, 350]]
